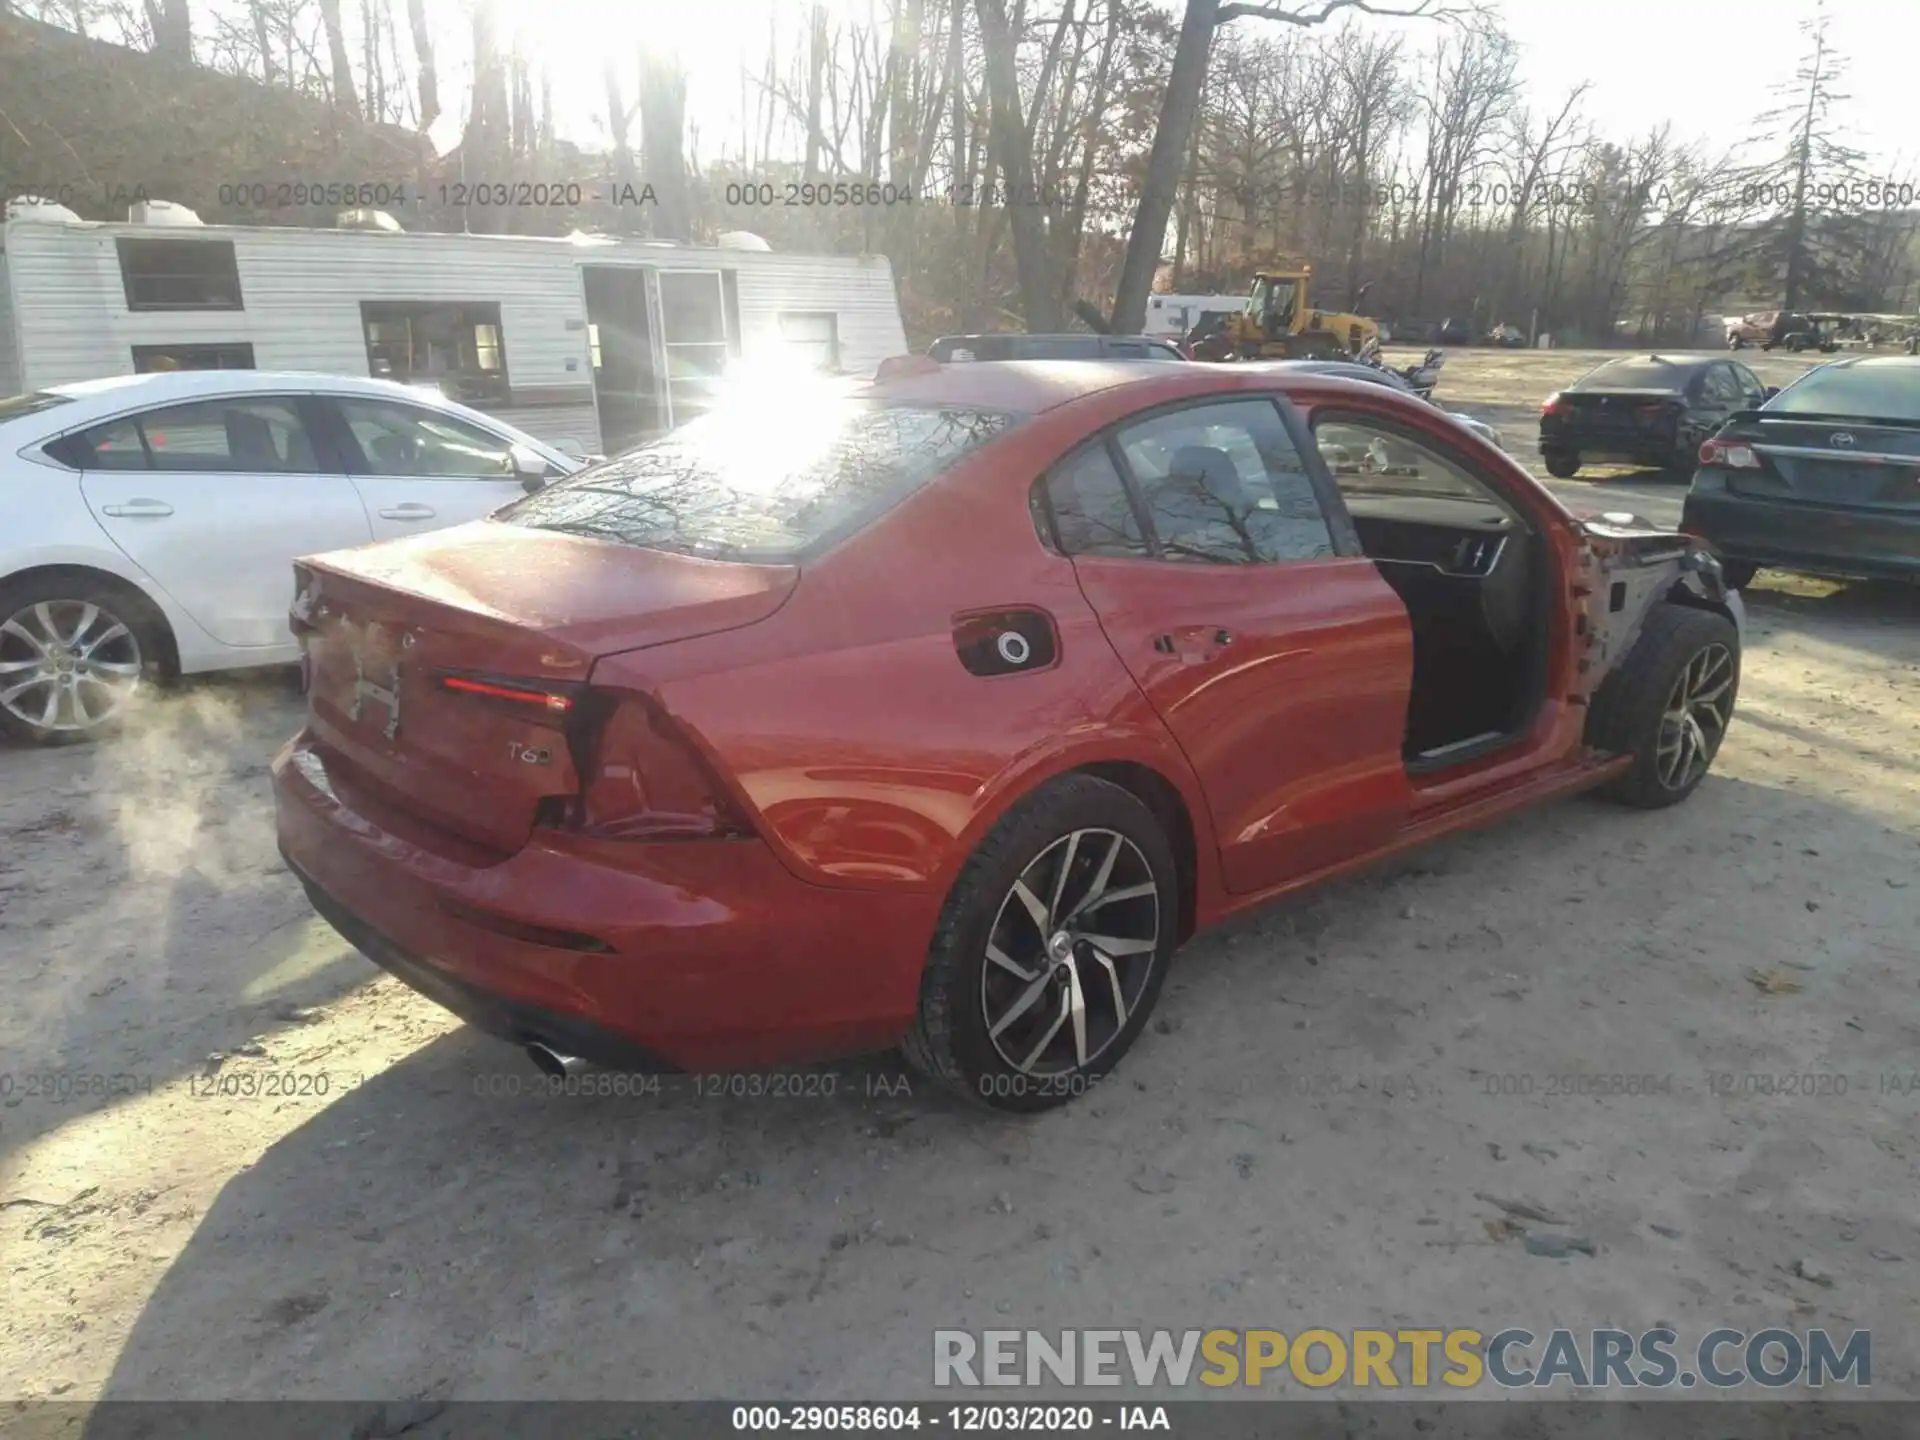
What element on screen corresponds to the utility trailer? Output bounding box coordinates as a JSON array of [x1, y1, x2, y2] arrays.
[[0, 208, 907, 454]]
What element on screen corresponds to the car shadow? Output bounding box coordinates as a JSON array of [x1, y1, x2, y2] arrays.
[[73, 764, 1920, 1408], [1742, 575, 1920, 628]]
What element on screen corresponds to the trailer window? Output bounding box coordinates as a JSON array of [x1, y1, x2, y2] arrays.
[[117, 239, 244, 311], [360, 302, 511, 408], [778, 312, 841, 371]]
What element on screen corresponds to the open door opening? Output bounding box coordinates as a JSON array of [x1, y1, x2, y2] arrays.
[[582, 266, 659, 454], [1310, 414, 1554, 772]]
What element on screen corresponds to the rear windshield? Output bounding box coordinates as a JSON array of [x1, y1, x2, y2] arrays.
[[1767, 363, 1920, 422], [499, 401, 1020, 561], [1573, 359, 1689, 391], [0, 392, 76, 424]]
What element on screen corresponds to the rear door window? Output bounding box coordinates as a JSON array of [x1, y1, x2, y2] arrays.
[[503, 401, 1020, 561], [1114, 399, 1335, 564]]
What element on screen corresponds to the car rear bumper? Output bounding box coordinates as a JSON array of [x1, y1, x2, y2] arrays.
[[1538, 426, 1680, 467], [1683, 488, 1920, 581], [272, 731, 938, 1070]]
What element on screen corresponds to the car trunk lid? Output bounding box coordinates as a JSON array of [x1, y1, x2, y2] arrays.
[[1728, 414, 1920, 510], [1557, 388, 1685, 444], [294, 522, 797, 855]]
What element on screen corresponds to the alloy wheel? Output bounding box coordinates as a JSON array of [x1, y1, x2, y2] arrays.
[[0, 599, 146, 735], [979, 828, 1161, 1077], [1656, 642, 1735, 791]]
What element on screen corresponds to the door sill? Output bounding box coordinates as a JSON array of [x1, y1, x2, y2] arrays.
[[1404, 726, 1526, 777]]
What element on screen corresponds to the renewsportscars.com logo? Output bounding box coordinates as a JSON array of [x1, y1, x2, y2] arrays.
[[932, 1328, 1871, 1390]]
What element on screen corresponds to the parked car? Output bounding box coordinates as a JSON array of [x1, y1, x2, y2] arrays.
[[1436, 318, 1473, 345], [1485, 324, 1529, 348], [928, 333, 1189, 363], [1765, 313, 1843, 354], [1726, 312, 1781, 349], [1539, 354, 1774, 480], [1256, 358, 1505, 450], [1682, 355, 1920, 588], [274, 357, 1744, 1111], [0, 372, 583, 744]]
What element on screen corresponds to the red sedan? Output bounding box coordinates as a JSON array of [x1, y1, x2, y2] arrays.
[[273, 358, 1743, 1111]]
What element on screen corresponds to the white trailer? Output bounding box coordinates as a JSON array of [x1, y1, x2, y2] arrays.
[[1143, 292, 1245, 341], [0, 211, 908, 454]]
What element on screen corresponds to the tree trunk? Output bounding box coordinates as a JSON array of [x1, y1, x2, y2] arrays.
[[317, 0, 358, 114], [406, 0, 439, 131], [805, 4, 829, 179], [464, 0, 510, 227], [145, 0, 191, 59], [640, 47, 693, 241], [1112, 0, 1220, 334], [976, 0, 1061, 330], [249, 1, 276, 82], [605, 61, 638, 231], [1051, 0, 1123, 313]]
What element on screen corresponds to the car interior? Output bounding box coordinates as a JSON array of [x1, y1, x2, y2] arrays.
[[1311, 415, 1550, 768]]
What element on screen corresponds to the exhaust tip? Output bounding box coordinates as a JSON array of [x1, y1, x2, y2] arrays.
[[525, 1042, 588, 1079]]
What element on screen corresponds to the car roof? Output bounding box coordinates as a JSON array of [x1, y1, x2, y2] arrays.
[[1585, 354, 1717, 371], [1259, 360, 1404, 386], [865, 359, 1181, 411], [44, 370, 460, 403], [863, 357, 1410, 414]]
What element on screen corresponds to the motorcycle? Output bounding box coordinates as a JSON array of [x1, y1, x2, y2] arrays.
[[1356, 337, 1445, 400]]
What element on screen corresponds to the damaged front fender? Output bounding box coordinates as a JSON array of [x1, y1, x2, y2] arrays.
[[1575, 517, 1743, 696]]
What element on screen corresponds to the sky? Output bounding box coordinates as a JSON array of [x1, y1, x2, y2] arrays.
[[481, 0, 1914, 174], [1483, 0, 1912, 172]]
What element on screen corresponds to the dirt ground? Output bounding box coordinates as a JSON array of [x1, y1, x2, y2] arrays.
[[4, 348, 1919, 1415]]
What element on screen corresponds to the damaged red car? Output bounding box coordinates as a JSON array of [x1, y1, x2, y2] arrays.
[[273, 359, 1743, 1111]]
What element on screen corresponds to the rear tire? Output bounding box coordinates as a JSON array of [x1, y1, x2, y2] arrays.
[[903, 774, 1178, 1114], [1586, 604, 1739, 809], [1728, 335, 1744, 350], [1543, 450, 1580, 479], [0, 575, 169, 746]]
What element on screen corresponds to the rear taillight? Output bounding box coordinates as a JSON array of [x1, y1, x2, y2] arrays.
[[1698, 437, 1760, 469], [563, 690, 752, 842], [1541, 392, 1567, 416]]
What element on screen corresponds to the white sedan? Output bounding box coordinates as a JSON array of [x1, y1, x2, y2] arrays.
[[0, 371, 584, 745]]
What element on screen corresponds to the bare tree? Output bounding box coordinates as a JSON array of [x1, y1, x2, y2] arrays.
[[640, 45, 693, 240], [142, 0, 189, 58], [405, 0, 438, 130], [316, 0, 357, 112], [974, 0, 1061, 327], [1107, 0, 1454, 333]]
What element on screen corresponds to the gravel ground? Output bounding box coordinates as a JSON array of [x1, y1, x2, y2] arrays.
[[3, 348, 1918, 1416]]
